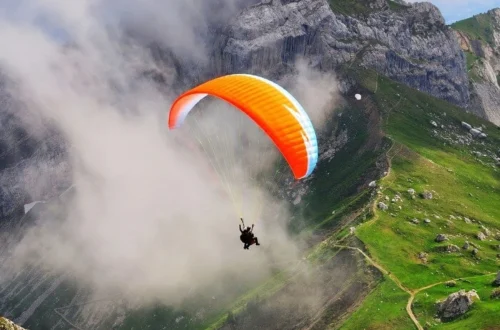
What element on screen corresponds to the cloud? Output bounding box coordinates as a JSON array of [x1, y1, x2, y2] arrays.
[[0, 0, 340, 311]]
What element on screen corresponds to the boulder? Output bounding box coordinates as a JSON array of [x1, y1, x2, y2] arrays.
[[493, 272, 500, 287], [437, 290, 480, 320], [435, 234, 448, 242]]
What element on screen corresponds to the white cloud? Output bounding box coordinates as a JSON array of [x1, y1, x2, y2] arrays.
[[0, 0, 340, 308]]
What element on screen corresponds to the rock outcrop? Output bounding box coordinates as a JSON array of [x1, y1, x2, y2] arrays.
[[211, 0, 469, 107], [453, 9, 500, 125], [437, 289, 480, 320]]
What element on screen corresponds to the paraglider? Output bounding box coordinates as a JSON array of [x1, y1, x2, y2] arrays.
[[239, 218, 260, 250], [168, 73, 318, 179], [167, 73, 320, 250]]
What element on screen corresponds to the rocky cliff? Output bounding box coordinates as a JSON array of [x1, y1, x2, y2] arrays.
[[210, 0, 469, 107], [452, 9, 500, 125]]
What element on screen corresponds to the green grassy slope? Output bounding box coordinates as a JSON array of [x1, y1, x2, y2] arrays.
[[339, 71, 500, 329], [328, 0, 408, 17], [290, 100, 388, 232], [451, 13, 496, 48]]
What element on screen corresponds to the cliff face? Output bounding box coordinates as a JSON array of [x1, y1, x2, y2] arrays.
[[211, 0, 470, 107], [453, 9, 500, 126]]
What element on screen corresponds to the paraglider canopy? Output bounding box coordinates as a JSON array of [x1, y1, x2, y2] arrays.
[[168, 74, 319, 180]]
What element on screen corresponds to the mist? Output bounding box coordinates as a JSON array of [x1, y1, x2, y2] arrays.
[[0, 0, 340, 313]]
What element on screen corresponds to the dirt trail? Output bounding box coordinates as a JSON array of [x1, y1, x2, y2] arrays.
[[333, 243, 496, 330], [332, 244, 421, 329], [346, 141, 495, 329]]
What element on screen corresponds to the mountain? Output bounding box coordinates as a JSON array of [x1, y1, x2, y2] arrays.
[[451, 9, 500, 126], [210, 0, 469, 107], [1, 0, 500, 329]]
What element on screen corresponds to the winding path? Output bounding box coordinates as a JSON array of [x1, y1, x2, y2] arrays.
[[333, 243, 496, 330], [342, 141, 496, 329]]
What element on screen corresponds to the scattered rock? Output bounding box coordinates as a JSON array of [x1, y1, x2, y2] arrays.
[[491, 288, 500, 299], [493, 272, 500, 287], [472, 248, 479, 256], [437, 290, 480, 320], [470, 128, 481, 137], [430, 120, 438, 127], [463, 241, 469, 250], [411, 218, 420, 224], [435, 234, 448, 243], [349, 227, 356, 234], [461, 122, 472, 130], [480, 225, 490, 236], [424, 219, 431, 224], [445, 280, 457, 287], [464, 217, 471, 224], [421, 191, 433, 199], [479, 133, 487, 139], [418, 252, 428, 263], [378, 202, 388, 211], [435, 244, 460, 253], [476, 232, 487, 241], [389, 194, 403, 203], [368, 181, 377, 188]]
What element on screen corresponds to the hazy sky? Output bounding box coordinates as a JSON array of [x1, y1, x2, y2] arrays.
[[408, 0, 500, 23]]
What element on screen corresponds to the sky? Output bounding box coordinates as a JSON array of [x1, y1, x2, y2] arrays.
[[408, 0, 500, 23]]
